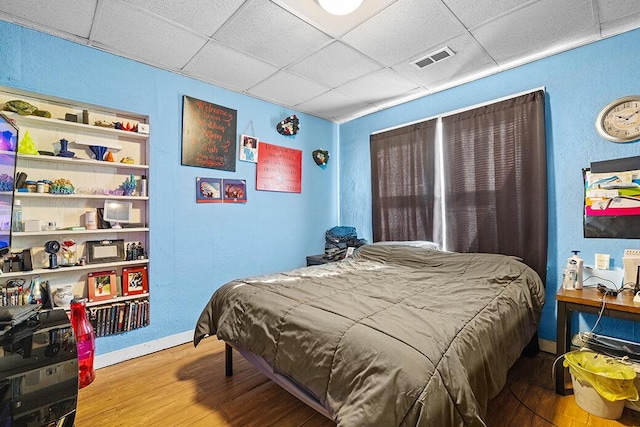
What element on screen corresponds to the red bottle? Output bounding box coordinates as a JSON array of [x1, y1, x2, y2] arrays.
[[70, 298, 96, 388]]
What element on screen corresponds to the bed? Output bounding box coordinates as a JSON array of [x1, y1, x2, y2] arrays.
[[193, 244, 545, 426]]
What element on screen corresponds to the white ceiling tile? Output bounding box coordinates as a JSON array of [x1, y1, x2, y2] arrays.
[[0, 0, 96, 38], [247, 70, 329, 107], [296, 90, 372, 121], [2, 0, 640, 122], [472, 0, 597, 62], [288, 42, 382, 87], [442, 0, 532, 29], [600, 11, 640, 38], [214, 0, 331, 67], [392, 34, 496, 87], [272, 0, 396, 37], [342, 0, 466, 66], [598, 0, 640, 22], [123, 0, 246, 36], [92, 0, 208, 70], [184, 42, 278, 92], [335, 69, 420, 104]]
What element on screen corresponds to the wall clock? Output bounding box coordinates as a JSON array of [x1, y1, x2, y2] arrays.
[[595, 96, 640, 143]]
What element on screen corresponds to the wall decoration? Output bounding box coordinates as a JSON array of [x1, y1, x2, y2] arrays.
[[87, 269, 118, 302], [196, 177, 223, 203], [223, 179, 247, 203], [256, 142, 302, 193], [122, 266, 148, 296], [312, 149, 329, 169], [181, 95, 237, 171], [276, 115, 300, 136], [239, 134, 258, 163], [583, 155, 640, 238]]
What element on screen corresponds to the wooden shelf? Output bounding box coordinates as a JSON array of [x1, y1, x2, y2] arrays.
[[13, 227, 148, 237], [2, 86, 151, 328], [14, 192, 148, 201], [3, 111, 148, 140], [17, 153, 148, 170], [1, 259, 149, 279], [86, 293, 149, 308]]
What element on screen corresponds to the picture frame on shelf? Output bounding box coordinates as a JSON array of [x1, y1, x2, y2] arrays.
[[86, 239, 125, 264], [87, 270, 117, 302], [122, 266, 148, 296]]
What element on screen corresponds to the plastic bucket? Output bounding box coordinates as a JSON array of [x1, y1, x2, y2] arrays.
[[572, 374, 626, 419], [563, 350, 639, 419]]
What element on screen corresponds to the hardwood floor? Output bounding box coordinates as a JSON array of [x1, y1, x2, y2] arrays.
[[76, 339, 640, 426]]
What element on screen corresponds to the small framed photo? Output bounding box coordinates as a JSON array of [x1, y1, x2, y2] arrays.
[[239, 134, 258, 163], [86, 239, 125, 264], [196, 177, 223, 203], [87, 270, 117, 302], [223, 179, 247, 203], [122, 266, 148, 296]]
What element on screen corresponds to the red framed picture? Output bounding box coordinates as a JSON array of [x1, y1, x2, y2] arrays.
[[87, 270, 118, 302], [122, 266, 148, 296]]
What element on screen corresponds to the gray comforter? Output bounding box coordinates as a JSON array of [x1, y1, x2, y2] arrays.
[[194, 244, 545, 426]]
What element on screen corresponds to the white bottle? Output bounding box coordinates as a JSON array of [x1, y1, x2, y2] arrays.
[[571, 251, 584, 290], [140, 175, 147, 197], [11, 200, 22, 232]]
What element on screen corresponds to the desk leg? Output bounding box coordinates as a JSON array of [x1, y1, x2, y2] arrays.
[[555, 300, 572, 395]]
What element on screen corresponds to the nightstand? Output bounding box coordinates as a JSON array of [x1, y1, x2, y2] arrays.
[[555, 286, 640, 395]]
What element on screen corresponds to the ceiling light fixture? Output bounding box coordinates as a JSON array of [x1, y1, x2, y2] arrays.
[[317, 0, 363, 15]]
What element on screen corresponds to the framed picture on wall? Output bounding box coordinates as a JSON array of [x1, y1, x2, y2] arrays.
[[122, 266, 148, 296], [196, 177, 223, 203], [239, 134, 258, 163], [87, 270, 117, 302]]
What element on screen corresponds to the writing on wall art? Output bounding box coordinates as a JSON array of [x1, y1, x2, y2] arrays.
[[256, 142, 302, 193], [181, 95, 237, 171]]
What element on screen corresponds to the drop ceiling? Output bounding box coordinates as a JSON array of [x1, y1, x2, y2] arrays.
[[0, 0, 639, 123]]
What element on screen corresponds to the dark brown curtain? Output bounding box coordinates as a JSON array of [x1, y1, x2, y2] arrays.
[[441, 90, 547, 280], [370, 119, 437, 242]]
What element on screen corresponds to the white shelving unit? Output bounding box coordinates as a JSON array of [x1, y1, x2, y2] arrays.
[[0, 86, 150, 327]]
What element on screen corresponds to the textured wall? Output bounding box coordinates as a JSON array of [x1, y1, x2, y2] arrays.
[[339, 27, 640, 344], [0, 21, 338, 356]]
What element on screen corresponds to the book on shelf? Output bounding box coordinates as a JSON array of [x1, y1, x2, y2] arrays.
[[84, 298, 149, 337]]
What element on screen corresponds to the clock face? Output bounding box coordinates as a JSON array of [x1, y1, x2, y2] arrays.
[[596, 96, 640, 143]]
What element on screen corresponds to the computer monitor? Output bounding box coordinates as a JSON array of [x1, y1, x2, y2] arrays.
[[102, 200, 132, 229]]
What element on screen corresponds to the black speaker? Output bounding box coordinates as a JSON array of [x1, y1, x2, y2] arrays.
[[20, 249, 32, 271], [44, 241, 60, 269]]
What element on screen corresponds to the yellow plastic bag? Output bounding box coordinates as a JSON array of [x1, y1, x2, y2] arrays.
[[563, 350, 639, 402]]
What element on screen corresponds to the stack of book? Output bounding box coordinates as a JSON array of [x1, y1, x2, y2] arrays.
[[87, 299, 149, 337]]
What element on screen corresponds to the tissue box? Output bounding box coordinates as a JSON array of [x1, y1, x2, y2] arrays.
[[24, 220, 41, 232]]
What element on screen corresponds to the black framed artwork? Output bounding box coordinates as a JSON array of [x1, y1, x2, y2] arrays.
[[181, 95, 237, 172]]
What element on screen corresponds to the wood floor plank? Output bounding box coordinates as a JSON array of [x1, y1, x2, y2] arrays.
[[75, 339, 640, 426]]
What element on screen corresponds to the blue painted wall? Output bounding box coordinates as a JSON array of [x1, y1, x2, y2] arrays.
[[0, 21, 338, 355], [340, 28, 640, 344], [4, 18, 640, 354]]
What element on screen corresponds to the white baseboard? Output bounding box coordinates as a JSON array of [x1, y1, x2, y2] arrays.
[[94, 330, 194, 369], [539, 338, 556, 354]]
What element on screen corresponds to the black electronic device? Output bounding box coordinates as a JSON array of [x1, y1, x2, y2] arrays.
[[44, 240, 60, 269], [0, 309, 78, 426], [597, 283, 618, 296]]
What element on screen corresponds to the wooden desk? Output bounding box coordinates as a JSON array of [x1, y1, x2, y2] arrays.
[[555, 286, 640, 395]]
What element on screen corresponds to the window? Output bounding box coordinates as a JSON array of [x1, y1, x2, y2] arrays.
[[370, 90, 547, 280]]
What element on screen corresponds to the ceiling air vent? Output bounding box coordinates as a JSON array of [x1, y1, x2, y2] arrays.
[[412, 46, 455, 69]]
